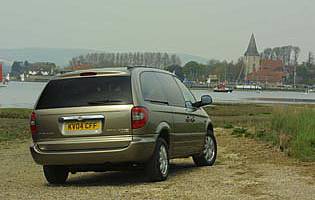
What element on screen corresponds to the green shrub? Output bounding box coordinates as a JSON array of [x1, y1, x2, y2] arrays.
[[223, 123, 234, 129], [232, 127, 250, 137], [270, 107, 315, 161], [254, 128, 278, 145]]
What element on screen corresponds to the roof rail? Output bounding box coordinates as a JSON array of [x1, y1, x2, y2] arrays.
[[127, 65, 150, 69]]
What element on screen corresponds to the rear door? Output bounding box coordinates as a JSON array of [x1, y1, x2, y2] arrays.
[[174, 78, 205, 151], [34, 75, 133, 151], [155, 73, 194, 157]]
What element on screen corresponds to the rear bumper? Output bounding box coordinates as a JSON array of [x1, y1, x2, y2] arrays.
[[30, 135, 157, 165]]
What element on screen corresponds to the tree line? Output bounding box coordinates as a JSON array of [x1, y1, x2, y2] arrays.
[[261, 46, 315, 85], [68, 49, 315, 85], [68, 51, 243, 83], [261, 46, 300, 66], [165, 59, 244, 83], [296, 51, 315, 85], [166, 51, 315, 85], [69, 52, 182, 69]]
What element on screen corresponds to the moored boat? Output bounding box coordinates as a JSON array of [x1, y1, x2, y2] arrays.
[[213, 83, 233, 93], [235, 84, 262, 90]]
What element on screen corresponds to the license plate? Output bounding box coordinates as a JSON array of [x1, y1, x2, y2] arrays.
[[64, 121, 101, 131]]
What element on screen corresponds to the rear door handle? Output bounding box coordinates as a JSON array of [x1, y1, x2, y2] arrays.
[[185, 116, 191, 122], [186, 116, 195, 123]]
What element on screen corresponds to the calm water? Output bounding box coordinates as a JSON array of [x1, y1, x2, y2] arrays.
[[1, 81, 315, 108]]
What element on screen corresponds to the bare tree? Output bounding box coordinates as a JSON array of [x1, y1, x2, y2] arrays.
[[293, 47, 300, 87], [307, 52, 314, 68], [69, 52, 182, 69]]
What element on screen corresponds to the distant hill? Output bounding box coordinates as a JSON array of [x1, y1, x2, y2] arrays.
[[0, 48, 210, 70], [0, 48, 93, 67]]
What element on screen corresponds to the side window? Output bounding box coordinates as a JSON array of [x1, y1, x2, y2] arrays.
[[140, 72, 167, 103], [174, 78, 196, 104], [156, 73, 185, 107]]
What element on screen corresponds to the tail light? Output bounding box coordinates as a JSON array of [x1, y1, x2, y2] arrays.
[[30, 111, 37, 136], [131, 106, 148, 129], [80, 72, 97, 76]]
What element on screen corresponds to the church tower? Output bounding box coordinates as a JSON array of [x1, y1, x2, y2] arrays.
[[244, 34, 260, 78]]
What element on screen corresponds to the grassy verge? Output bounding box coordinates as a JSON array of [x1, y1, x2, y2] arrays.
[[0, 108, 31, 119], [270, 106, 315, 161], [1, 105, 314, 161], [0, 109, 31, 142], [204, 103, 273, 128], [205, 103, 315, 161]]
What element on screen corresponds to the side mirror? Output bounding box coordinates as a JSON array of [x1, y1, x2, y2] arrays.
[[192, 95, 213, 108], [201, 95, 213, 105]]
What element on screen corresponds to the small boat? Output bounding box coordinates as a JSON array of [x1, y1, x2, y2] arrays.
[[304, 88, 315, 94], [20, 73, 25, 82], [235, 84, 262, 90], [213, 83, 233, 93], [5, 73, 10, 83], [0, 82, 7, 87]]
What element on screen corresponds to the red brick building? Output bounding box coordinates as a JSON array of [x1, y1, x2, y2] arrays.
[[247, 59, 287, 84], [65, 64, 92, 71]]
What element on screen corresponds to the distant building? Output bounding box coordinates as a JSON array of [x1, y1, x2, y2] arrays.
[[65, 64, 92, 71], [11, 61, 57, 79], [243, 34, 287, 84], [30, 62, 56, 75], [28, 71, 38, 75], [244, 34, 261, 77], [207, 75, 218, 85], [247, 59, 287, 84]]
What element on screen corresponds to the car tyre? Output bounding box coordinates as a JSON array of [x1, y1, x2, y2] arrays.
[[193, 130, 217, 166], [145, 138, 169, 182], [43, 165, 69, 184]]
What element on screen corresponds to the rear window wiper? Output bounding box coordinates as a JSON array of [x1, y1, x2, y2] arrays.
[[145, 99, 169, 105], [87, 99, 126, 105]]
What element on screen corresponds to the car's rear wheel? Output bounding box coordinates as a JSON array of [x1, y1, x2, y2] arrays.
[[145, 138, 169, 182], [193, 130, 217, 166], [43, 165, 69, 184]]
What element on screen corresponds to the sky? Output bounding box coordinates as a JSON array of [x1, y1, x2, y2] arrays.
[[0, 0, 314, 61]]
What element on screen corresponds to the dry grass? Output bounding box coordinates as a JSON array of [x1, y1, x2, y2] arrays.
[[0, 128, 314, 200]]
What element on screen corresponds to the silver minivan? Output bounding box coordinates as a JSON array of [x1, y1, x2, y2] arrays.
[[30, 67, 216, 183]]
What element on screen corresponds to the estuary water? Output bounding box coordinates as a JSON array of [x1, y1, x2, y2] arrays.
[[1, 81, 315, 108]]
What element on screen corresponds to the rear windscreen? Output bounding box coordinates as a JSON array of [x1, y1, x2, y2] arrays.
[[36, 76, 132, 109]]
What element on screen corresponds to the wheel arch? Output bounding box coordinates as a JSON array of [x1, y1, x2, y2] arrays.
[[155, 122, 171, 146], [206, 120, 214, 135]]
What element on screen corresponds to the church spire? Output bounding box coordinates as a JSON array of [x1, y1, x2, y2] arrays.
[[244, 33, 260, 56]]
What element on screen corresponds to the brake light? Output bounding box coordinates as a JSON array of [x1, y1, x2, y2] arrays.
[[30, 111, 37, 136], [80, 72, 97, 76], [131, 106, 148, 129]]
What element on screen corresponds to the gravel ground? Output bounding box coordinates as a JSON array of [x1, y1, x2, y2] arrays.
[[0, 128, 314, 200]]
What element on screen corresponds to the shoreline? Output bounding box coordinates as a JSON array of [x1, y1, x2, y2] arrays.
[[1, 103, 314, 161]]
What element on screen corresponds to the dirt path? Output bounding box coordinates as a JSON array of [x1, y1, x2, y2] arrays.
[[0, 128, 314, 200]]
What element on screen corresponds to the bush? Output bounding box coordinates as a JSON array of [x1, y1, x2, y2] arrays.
[[223, 123, 234, 129], [270, 107, 315, 161], [254, 128, 278, 145], [231, 127, 250, 137]]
